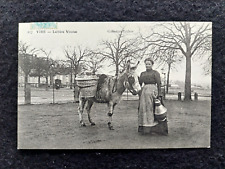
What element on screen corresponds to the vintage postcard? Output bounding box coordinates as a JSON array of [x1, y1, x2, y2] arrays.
[[18, 22, 212, 149]]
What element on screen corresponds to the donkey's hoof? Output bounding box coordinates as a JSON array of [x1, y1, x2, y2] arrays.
[[91, 122, 95, 126], [109, 126, 114, 130], [107, 112, 113, 117], [108, 122, 114, 130], [81, 123, 86, 127]]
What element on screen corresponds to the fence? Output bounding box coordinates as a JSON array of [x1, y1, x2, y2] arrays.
[[18, 86, 211, 105]]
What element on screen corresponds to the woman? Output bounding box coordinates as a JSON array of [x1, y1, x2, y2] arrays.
[[138, 58, 167, 135]]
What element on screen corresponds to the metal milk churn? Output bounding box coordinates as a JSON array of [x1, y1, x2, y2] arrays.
[[154, 99, 167, 121]]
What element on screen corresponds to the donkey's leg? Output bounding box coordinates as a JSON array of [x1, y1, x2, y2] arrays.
[[86, 99, 95, 126], [78, 97, 87, 126], [107, 102, 114, 130]]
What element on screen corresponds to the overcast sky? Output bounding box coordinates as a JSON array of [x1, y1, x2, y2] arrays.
[[19, 22, 212, 86]]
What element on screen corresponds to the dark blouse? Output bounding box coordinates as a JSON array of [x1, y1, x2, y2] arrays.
[[139, 69, 161, 87]]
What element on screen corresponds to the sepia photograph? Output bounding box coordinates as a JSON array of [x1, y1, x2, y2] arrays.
[[18, 22, 212, 149]]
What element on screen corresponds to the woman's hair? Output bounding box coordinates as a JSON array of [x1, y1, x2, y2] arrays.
[[144, 58, 154, 65]]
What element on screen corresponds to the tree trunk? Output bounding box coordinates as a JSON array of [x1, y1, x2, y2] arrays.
[[184, 55, 192, 101], [50, 75, 53, 85], [115, 64, 119, 76], [45, 76, 48, 91], [93, 69, 96, 75], [24, 74, 28, 91], [38, 76, 41, 87], [24, 74, 31, 104], [74, 73, 79, 102], [166, 64, 171, 94], [74, 73, 77, 88], [70, 62, 73, 89], [25, 75, 28, 84], [70, 71, 73, 89]]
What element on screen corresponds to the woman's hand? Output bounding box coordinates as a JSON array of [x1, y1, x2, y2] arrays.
[[138, 87, 143, 97], [138, 89, 142, 97]]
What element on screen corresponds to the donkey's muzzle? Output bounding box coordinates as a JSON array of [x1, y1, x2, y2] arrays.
[[131, 90, 138, 95]]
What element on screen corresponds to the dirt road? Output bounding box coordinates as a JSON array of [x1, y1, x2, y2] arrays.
[[18, 100, 211, 149]]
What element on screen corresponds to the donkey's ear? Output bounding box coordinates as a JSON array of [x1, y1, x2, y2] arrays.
[[126, 60, 131, 72], [133, 61, 140, 70]]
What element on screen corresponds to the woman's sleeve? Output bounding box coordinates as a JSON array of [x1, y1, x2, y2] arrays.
[[155, 71, 161, 94], [139, 72, 144, 86]]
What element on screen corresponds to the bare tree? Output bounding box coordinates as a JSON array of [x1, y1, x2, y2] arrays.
[[54, 60, 71, 75], [203, 54, 212, 76], [40, 49, 53, 91], [18, 42, 39, 104], [97, 28, 148, 76], [29, 56, 47, 87], [158, 49, 182, 93], [143, 22, 212, 101], [48, 60, 68, 86], [18, 42, 39, 87], [64, 46, 89, 88], [202, 39, 212, 76], [146, 45, 183, 94], [84, 52, 106, 75], [19, 41, 39, 55]]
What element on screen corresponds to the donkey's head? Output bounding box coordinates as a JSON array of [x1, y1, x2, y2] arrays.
[[123, 60, 141, 95]]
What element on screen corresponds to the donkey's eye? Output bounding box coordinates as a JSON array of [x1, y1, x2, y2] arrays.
[[128, 76, 135, 84]]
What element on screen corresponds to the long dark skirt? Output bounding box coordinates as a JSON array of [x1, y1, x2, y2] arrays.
[[138, 84, 168, 135]]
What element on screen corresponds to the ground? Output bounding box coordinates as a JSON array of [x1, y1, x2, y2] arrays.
[[18, 99, 211, 149]]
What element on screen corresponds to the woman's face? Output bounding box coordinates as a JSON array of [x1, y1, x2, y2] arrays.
[[145, 60, 153, 70]]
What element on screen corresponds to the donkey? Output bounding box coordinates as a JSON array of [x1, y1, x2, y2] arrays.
[[78, 61, 141, 130]]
